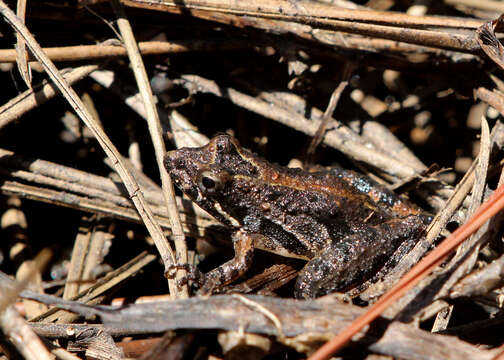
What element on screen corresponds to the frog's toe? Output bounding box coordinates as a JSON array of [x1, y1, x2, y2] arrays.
[[165, 263, 205, 288]]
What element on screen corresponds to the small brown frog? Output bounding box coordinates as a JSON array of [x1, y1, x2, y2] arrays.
[[164, 134, 431, 298]]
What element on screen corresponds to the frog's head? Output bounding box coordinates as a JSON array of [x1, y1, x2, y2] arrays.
[[164, 134, 259, 226]]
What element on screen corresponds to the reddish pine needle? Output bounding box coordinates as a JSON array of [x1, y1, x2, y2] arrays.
[[308, 183, 504, 360]]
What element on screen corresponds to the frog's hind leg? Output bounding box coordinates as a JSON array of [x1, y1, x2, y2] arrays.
[[199, 230, 255, 295], [346, 235, 419, 298], [294, 215, 426, 299]]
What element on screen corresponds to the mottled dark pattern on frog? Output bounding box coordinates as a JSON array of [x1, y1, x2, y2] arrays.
[[164, 134, 430, 298]]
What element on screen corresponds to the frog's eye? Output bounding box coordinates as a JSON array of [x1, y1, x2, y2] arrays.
[[198, 170, 228, 194], [201, 175, 216, 190]]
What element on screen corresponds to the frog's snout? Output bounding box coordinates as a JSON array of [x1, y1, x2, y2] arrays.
[[164, 150, 183, 171]]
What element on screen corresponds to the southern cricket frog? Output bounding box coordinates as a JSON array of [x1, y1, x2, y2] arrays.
[[164, 134, 430, 298]]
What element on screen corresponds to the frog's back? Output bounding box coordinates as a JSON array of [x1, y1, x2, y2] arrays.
[[251, 158, 422, 222]]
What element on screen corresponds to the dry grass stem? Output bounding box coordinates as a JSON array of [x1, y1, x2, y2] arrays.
[[111, 0, 188, 298], [31, 251, 155, 323], [306, 62, 353, 161], [14, 0, 30, 87], [0, 40, 246, 63]]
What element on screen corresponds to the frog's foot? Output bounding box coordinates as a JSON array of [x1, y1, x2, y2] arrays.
[[198, 230, 255, 295], [165, 263, 205, 287]]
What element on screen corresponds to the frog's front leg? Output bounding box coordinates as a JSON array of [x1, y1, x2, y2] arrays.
[[199, 229, 255, 295], [295, 215, 427, 299]]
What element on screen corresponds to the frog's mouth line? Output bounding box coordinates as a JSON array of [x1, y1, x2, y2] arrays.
[[195, 197, 241, 229], [212, 202, 241, 227]]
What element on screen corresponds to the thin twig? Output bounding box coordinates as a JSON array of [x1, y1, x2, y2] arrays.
[[0, 65, 99, 129], [30, 251, 156, 323], [475, 87, 504, 116], [306, 62, 353, 162], [111, 0, 188, 298], [15, 0, 30, 87], [0, 39, 247, 63], [63, 217, 112, 300]]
